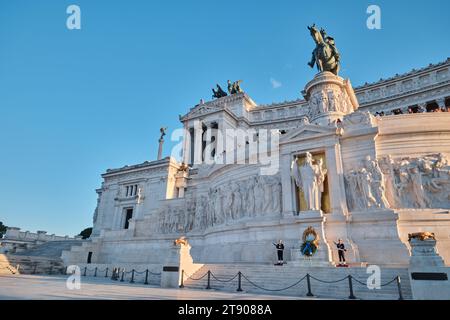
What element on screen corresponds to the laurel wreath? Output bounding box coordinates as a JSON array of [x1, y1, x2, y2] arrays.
[[301, 226, 319, 256]]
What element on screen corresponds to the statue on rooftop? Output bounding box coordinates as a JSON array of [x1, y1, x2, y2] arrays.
[[159, 127, 167, 140], [227, 80, 244, 95], [212, 84, 228, 99], [307, 24, 340, 75]]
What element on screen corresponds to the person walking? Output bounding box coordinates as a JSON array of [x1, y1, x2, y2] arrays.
[[273, 240, 285, 265], [334, 239, 347, 266]]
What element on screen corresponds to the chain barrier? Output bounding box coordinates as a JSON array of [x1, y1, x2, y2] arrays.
[[210, 272, 239, 283], [181, 269, 405, 299], [241, 273, 307, 292], [78, 267, 162, 285], [309, 274, 349, 284]]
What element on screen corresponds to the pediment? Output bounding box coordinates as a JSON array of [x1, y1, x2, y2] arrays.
[[188, 103, 223, 118], [280, 124, 338, 143]]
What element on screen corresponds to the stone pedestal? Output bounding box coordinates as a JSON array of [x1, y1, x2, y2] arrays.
[[409, 238, 445, 268], [287, 211, 333, 266], [160, 243, 204, 288], [160, 246, 182, 288], [290, 249, 332, 267], [408, 238, 450, 300], [302, 71, 359, 126]]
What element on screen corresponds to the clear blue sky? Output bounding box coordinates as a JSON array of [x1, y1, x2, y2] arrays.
[[0, 0, 449, 236]]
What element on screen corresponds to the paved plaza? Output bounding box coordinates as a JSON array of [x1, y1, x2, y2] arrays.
[[0, 274, 305, 300]]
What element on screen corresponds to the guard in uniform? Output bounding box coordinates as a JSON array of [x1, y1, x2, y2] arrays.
[[273, 240, 285, 265], [334, 239, 347, 266]]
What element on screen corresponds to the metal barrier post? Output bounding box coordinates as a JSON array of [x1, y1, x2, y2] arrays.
[[306, 274, 314, 297], [120, 269, 125, 282], [179, 270, 184, 288], [130, 269, 135, 283], [94, 267, 97, 277], [237, 272, 243, 292], [83, 266, 87, 277], [105, 267, 109, 278], [206, 270, 211, 289], [144, 269, 149, 285], [348, 275, 356, 299], [397, 276, 404, 300]]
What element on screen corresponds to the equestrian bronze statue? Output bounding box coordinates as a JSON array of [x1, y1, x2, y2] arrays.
[[307, 24, 340, 75]]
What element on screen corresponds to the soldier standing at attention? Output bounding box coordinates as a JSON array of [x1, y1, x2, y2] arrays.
[[273, 240, 285, 265], [334, 239, 347, 266]]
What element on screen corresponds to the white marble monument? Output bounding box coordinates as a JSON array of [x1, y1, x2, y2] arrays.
[[62, 58, 450, 273]]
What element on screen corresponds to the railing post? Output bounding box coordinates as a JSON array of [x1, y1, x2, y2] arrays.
[[206, 270, 211, 289], [94, 267, 97, 277], [144, 269, 149, 285], [130, 269, 135, 283], [237, 272, 243, 292], [396, 276, 404, 300], [64, 266, 68, 275], [179, 270, 184, 288], [306, 274, 314, 297], [83, 266, 87, 277], [105, 267, 109, 278], [348, 275, 356, 299], [111, 268, 116, 280], [120, 269, 125, 282]]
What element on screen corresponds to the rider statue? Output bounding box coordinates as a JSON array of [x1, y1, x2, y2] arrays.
[[307, 24, 340, 76]]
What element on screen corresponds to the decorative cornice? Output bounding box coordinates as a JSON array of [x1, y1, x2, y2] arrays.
[[354, 57, 450, 90], [102, 157, 180, 178]]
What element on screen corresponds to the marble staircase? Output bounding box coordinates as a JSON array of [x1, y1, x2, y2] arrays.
[[13, 240, 82, 259], [1, 241, 83, 275], [0, 254, 18, 275], [182, 263, 412, 300]]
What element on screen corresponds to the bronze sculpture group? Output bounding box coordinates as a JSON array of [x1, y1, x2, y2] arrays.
[[210, 24, 340, 100], [307, 24, 341, 76], [212, 80, 243, 99]]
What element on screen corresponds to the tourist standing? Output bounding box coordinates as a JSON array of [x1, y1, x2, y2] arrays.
[[273, 240, 285, 265]]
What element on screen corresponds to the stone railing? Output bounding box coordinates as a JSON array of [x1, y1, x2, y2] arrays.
[[3, 227, 81, 242]]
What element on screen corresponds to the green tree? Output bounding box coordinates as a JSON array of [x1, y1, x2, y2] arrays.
[[78, 227, 92, 240], [0, 221, 7, 239]]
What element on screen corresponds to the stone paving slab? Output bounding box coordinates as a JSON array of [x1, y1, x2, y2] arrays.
[[0, 274, 316, 300]]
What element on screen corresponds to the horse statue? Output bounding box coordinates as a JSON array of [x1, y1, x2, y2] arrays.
[[307, 24, 340, 75], [212, 84, 228, 99], [227, 80, 243, 95]]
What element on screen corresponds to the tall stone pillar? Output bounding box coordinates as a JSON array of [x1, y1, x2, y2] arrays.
[[157, 138, 164, 160]]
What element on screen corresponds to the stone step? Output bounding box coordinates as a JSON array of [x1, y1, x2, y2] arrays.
[[13, 240, 83, 259], [183, 264, 412, 300]]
